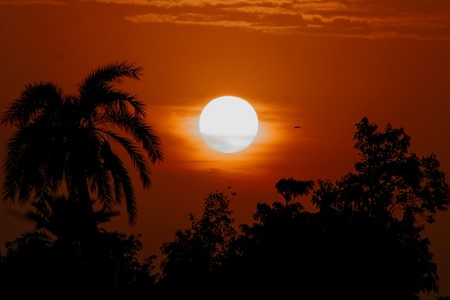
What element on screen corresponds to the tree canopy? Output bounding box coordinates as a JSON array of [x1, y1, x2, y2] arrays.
[[157, 117, 449, 299]]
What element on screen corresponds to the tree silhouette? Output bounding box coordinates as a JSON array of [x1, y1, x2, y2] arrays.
[[0, 229, 158, 297], [161, 117, 449, 299], [0, 194, 159, 297], [1, 61, 163, 290], [313, 117, 449, 224], [1, 61, 163, 226], [275, 177, 314, 206], [311, 117, 450, 297], [159, 190, 238, 297], [227, 182, 316, 298]]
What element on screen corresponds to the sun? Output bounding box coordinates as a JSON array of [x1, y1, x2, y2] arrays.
[[199, 96, 259, 153]]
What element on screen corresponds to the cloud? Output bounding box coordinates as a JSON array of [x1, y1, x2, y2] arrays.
[[86, 0, 450, 39], [125, 13, 254, 30]]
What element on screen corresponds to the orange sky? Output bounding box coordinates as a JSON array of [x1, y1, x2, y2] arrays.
[[0, 1, 449, 298]]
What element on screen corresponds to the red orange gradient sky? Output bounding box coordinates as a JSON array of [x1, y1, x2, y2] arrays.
[[0, 1, 449, 298]]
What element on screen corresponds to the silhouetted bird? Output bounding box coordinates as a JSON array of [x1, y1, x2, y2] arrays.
[[294, 126, 300, 128]]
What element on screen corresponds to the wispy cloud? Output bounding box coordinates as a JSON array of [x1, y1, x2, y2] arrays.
[[125, 13, 255, 30], [82, 0, 450, 39]]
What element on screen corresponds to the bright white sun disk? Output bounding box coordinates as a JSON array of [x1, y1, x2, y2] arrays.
[[199, 96, 259, 153]]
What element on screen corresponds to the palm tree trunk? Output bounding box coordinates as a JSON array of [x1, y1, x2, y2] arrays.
[[70, 168, 112, 290]]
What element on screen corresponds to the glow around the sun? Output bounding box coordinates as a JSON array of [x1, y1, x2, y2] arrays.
[[199, 96, 259, 153]]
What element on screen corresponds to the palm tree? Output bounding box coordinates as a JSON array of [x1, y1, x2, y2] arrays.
[[1, 61, 163, 229], [2, 61, 163, 288]]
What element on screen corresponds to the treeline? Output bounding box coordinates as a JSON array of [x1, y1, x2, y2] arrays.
[[1, 117, 449, 299]]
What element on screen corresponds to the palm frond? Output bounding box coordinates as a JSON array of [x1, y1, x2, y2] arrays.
[[78, 60, 142, 98], [1, 82, 63, 127], [101, 130, 151, 188], [97, 90, 145, 117], [102, 110, 163, 164], [3, 136, 41, 203], [3, 117, 67, 203], [89, 157, 114, 212], [100, 144, 137, 225]]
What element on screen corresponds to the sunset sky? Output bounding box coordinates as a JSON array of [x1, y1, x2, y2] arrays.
[[0, 0, 449, 298]]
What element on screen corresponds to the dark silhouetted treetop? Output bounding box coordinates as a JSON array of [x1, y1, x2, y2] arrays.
[[160, 190, 238, 295], [275, 177, 314, 206], [308, 117, 449, 296], [1, 61, 163, 225], [312, 117, 449, 225]]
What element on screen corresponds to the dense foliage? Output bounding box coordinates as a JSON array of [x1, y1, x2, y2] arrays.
[[159, 117, 449, 299]]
